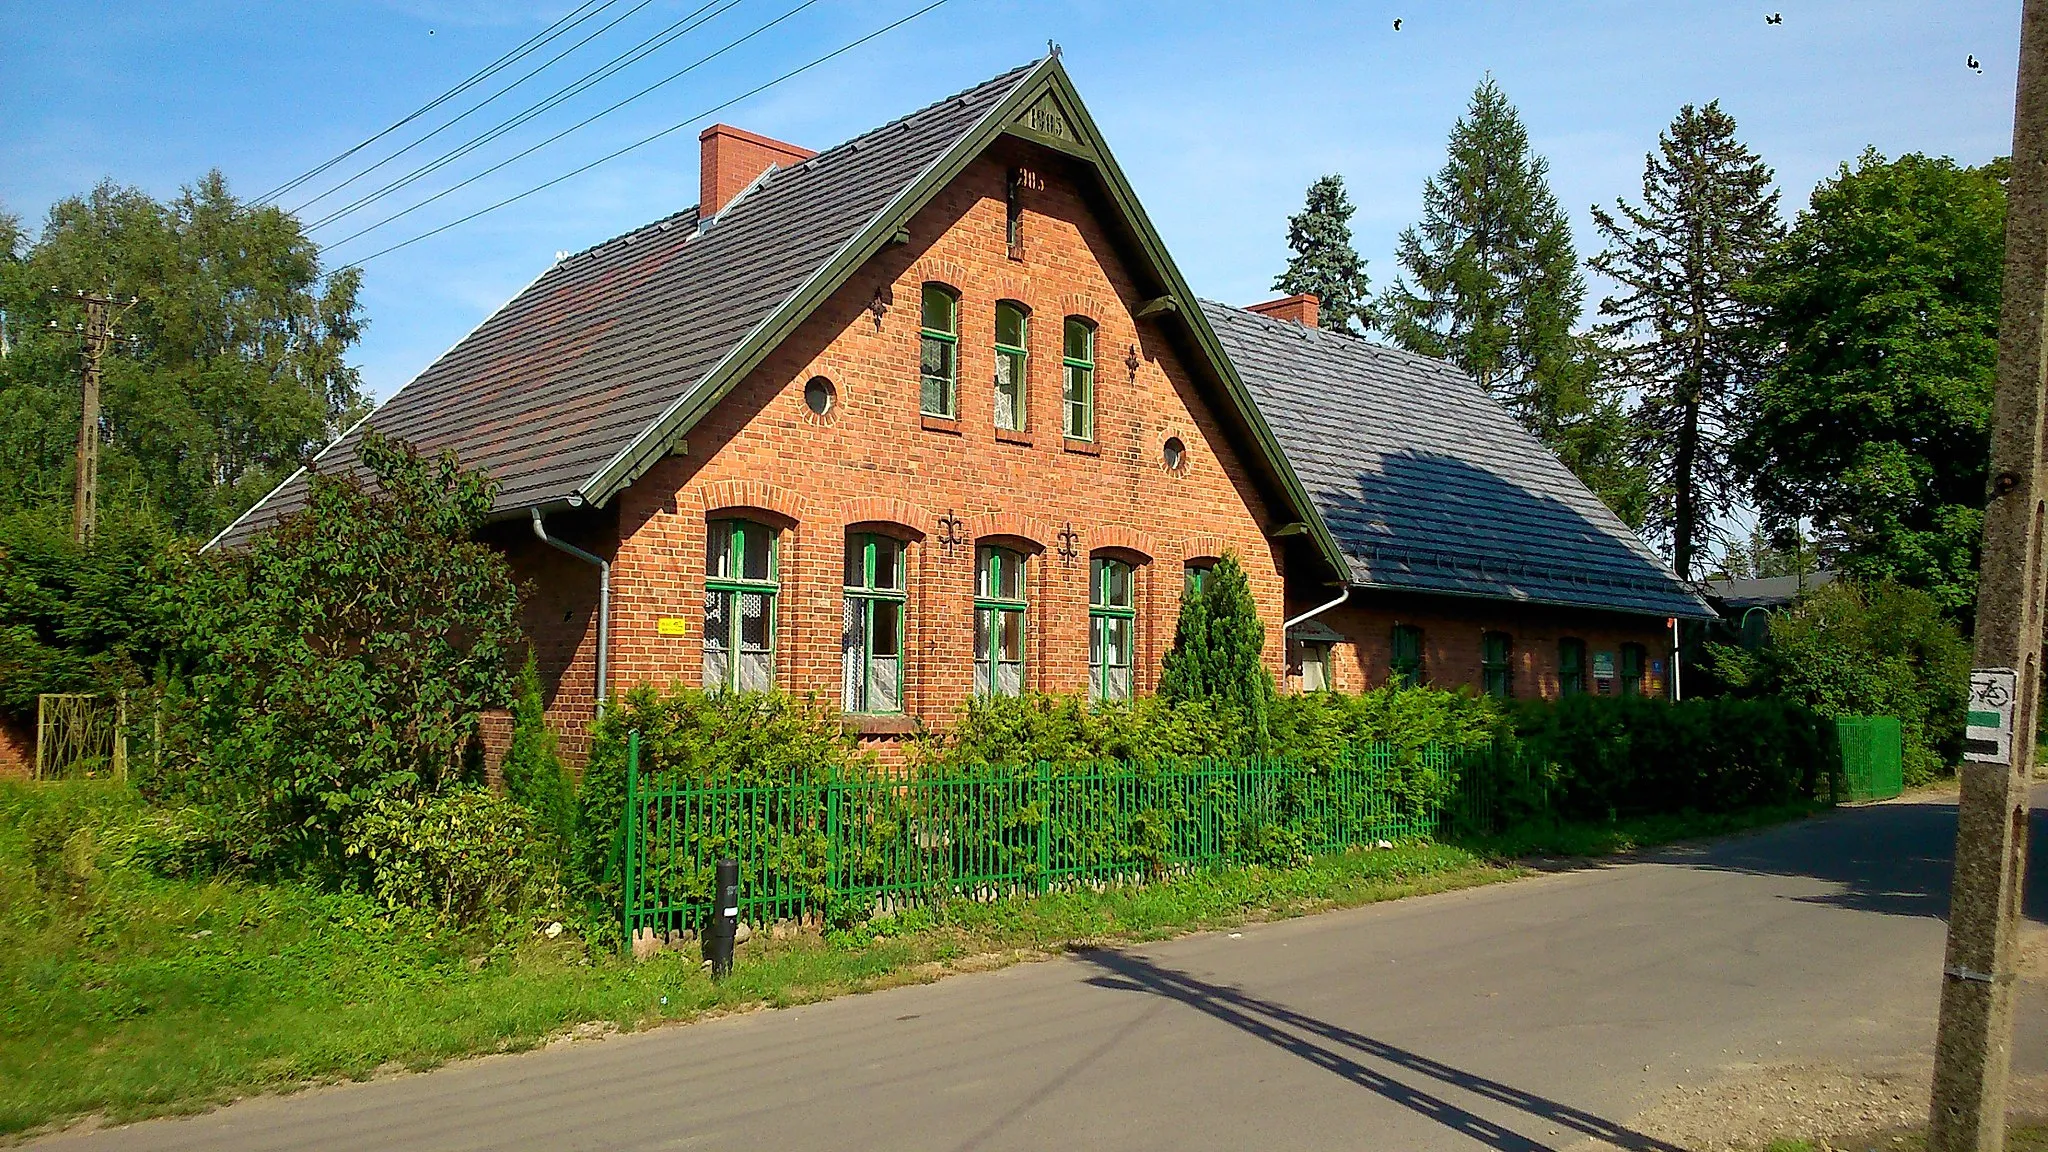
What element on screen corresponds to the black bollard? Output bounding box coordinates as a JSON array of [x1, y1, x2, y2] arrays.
[[708, 858, 739, 979]]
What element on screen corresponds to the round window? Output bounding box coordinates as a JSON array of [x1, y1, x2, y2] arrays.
[[1163, 435, 1187, 471], [804, 376, 836, 416]]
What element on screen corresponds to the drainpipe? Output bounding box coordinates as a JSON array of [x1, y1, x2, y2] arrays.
[[1284, 586, 1351, 631], [531, 507, 609, 716], [1671, 616, 1683, 702]]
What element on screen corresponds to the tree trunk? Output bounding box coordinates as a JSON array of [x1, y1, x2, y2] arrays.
[[1673, 388, 1702, 581]]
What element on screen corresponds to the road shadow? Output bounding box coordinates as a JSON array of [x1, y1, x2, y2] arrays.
[[1078, 947, 1683, 1152], [1641, 787, 2046, 925]]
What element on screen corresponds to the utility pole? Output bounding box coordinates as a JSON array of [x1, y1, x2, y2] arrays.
[[48, 287, 137, 546], [1927, 1, 2048, 1147]]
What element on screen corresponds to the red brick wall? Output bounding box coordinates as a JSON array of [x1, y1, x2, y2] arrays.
[[0, 715, 31, 780], [587, 141, 1289, 747], [1288, 590, 1677, 700]]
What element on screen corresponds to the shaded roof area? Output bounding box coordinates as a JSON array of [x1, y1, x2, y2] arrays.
[[212, 61, 1042, 549], [1203, 301, 1713, 620], [1702, 570, 1837, 612]]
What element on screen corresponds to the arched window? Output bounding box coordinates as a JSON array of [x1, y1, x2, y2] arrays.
[[1620, 642, 1648, 697], [1089, 555, 1136, 702], [1183, 560, 1215, 598], [920, 283, 959, 418], [1062, 316, 1095, 441], [843, 532, 907, 714], [704, 519, 778, 692], [975, 545, 1028, 697], [1390, 624, 1424, 687], [995, 301, 1029, 432], [1558, 637, 1587, 696], [1481, 631, 1514, 699]]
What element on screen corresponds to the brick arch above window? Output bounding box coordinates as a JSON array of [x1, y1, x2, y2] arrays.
[[1058, 292, 1115, 321], [972, 510, 1051, 553], [985, 274, 1032, 304], [698, 478, 807, 527], [1088, 525, 1157, 563], [842, 497, 929, 541], [1180, 536, 1228, 565], [907, 258, 970, 293]]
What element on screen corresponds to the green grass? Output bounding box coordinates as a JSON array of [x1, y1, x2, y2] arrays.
[[1453, 799, 1833, 859], [0, 779, 1515, 1138], [1761, 1122, 2048, 1151]]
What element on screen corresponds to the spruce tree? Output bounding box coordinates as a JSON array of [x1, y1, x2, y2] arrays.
[[1273, 174, 1374, 333], [1159, 553, 1273, 753], [1590, 101, 1782, 580], [1378, 78, 1634, 512], [502, 651, 576, 861]]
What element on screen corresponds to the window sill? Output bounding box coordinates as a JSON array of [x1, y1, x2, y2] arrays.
[[921, 414, 962, 434], [843, 714, 919, 737], [1062, 437, 1100, 456], [995, 426, 1033, 446]]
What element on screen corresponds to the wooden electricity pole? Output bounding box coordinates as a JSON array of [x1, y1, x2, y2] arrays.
[[49, 288, 137, 546], [1927, 1, 2048, 1147]]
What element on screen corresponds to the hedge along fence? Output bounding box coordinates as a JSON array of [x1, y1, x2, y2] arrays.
[[618, 734, 1510, 940]]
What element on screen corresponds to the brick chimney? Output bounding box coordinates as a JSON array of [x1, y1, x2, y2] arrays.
[[1247, 293, 1320, 329], [699, 124, 815, 217]]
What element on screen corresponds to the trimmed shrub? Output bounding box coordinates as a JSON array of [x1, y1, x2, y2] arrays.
[[1508, 694, 1838, 820], [1159, 553, 1274, 752]]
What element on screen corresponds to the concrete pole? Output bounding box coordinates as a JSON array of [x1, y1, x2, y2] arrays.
[[1927, 2, 2048, 1147]]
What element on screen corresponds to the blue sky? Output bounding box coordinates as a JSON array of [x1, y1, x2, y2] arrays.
[[1, 0, 2023, 403]]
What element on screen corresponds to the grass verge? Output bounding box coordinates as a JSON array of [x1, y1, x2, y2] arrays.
[[1764, 1122, 2048, 1151], [0, 780, 1515, 1138]]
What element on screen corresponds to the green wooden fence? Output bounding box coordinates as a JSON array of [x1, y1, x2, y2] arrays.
[[1833, 715, 1904, 803], [620, 734, 1516, 941]]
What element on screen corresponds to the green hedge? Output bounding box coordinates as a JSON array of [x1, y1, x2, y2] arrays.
[[1506, 695, 1839, 821]]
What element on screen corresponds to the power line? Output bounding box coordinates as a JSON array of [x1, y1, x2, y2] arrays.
[[323, 0, 829, 248], [339, 0, 958, 269], [291, 0, 690, 221], [257, 0, 621, 205], [298, 0, 742, 229]]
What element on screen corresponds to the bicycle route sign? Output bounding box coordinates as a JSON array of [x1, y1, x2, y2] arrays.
[[1965, 668, 2019, 765]]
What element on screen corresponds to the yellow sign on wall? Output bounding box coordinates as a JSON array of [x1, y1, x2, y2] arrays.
[[657, 617, 688, 638]]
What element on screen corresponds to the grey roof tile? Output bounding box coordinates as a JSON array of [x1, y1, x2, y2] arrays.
[[1202, 301, 1713, 620], [211, 62, 1040, 549]]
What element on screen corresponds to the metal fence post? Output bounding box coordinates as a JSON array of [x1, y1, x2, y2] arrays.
[[826, 762, 840, 923], [622, 729, 640, 952], [1035, 760, 1051, 895]]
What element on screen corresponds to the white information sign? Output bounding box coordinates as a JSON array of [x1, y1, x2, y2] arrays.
[[1965, 668, 2019, 765]]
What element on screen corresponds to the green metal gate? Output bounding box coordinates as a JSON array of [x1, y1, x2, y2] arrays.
[[1834, 715, 1903, 803]]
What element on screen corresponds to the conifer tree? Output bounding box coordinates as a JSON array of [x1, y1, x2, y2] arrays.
[[1273, 174, 1374, 333], [1160, 553, 1273, 753], [1378, 78, 1638, 515], [1591, 101, 1782, 580], [502, 651, 576, 860]]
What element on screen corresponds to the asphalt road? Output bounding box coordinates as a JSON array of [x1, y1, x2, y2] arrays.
[[43, 786, 2048, 1152]]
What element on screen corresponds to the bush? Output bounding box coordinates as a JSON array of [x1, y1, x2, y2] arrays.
[[575, 686, 865, 905], [1710, 578, 1969, 784], [1159, 553, 1275, 753], [502, 654, 575, 862], [343, 787, 562, 926], [155, 432, 523, 872], [1507, 694, 1838, 820]]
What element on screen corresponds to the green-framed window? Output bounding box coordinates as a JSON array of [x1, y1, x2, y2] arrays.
[[704, 519, 778, 693], [1558, 637, 1587, 696], [1481, 631, 1514, 699], [1089, 556, 1136, 703], [920, 283, 958, 418], [842, 533, 906, 714], [995, 301, 1028, 432], [1183, 561, 1214, 598], [1295, 640, 1332, 692], [1062, 316, 1095, 441], [1620, 642, 1648, 697], [1390, 623, 1424, 687], [975, 545, 1027, 697]]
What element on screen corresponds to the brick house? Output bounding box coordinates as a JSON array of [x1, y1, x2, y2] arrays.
[[214, 56, 1709, 764]]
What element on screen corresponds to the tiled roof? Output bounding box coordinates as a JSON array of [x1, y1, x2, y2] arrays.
[[211, 61, 1044, 549], [1203, 301, 1714, 620]]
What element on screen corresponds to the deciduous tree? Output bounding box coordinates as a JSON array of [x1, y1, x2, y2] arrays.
[[1734, 151, 2004, 613]]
